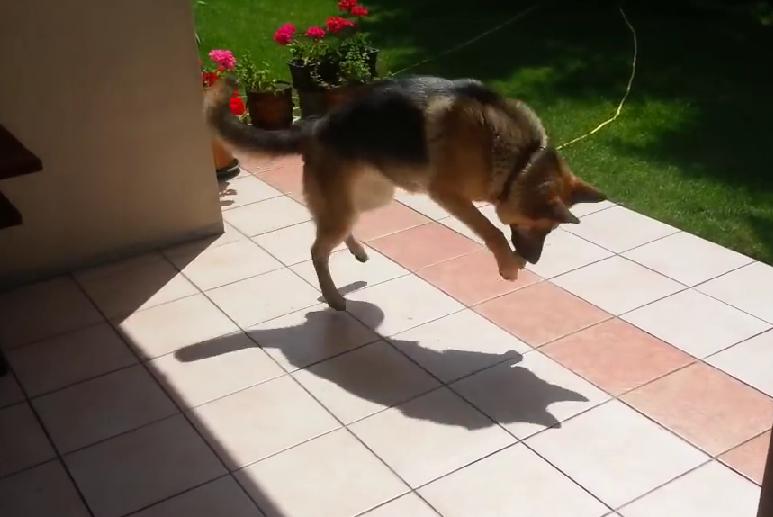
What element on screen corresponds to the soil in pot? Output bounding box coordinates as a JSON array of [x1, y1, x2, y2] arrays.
[[247, 86, 294, 130]]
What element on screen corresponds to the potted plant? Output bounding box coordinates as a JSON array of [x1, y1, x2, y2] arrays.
[[274, 0, 379, 117], [235, 55, 294, 130], [317, 45, 375, 109], [202, 49, 246, 179]]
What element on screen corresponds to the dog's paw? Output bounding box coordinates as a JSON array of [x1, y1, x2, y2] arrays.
[[325, 292, 347, 311], [354, 249, 369, 263], [499, 262, 520, 281], [498, 254, 525, 281]]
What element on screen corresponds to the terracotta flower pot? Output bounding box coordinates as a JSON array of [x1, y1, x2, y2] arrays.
[[247, 85, 294, 130], [211, 137, 239, 180], [288, 61, 320, 91], [324, 85, 367, 110]]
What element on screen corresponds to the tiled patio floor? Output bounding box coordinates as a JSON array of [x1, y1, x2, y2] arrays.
[[1, 154, 771, 516]]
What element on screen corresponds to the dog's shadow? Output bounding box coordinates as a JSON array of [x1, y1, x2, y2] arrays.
[[175, 283, 588, 431]]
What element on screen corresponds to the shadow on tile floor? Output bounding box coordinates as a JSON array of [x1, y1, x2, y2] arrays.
[[176, 296, 589, 432]]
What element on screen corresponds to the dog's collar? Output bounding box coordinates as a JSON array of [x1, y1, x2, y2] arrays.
[[497, 143, 545, 202]]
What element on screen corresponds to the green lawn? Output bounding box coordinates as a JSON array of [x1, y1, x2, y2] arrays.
[[194, 0, 773, 264]]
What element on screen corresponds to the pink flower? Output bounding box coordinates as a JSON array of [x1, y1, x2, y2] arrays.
[[305, 26, 326, 40], [273, 23, 296, 45], [350, 5, 368, 17], [326, 16, 355, 34], [208, 49, 236, 71], [338, 0, 357, 12]]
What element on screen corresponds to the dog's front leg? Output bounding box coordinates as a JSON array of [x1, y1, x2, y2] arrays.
[[429, 190, 525, 280]]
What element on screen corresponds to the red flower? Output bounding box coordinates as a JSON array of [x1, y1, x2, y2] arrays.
[[326, 16, 355, 34], [338, 0, 357, 12], [305, 26, 326, 40], [229, 89, 246, 116], [202, 71, 219, 88], [350, 5, 368, 17], [273, 23, 296, 45]]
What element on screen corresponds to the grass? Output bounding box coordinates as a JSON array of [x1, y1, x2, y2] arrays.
[[194, 0, 773, 264]]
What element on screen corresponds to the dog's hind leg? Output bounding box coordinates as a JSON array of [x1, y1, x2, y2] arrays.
[[345, 235, 369, 262], [312, 221, 350, 311]]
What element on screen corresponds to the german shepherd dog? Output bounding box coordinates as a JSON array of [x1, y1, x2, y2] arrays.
[[205, 76, 607, 310]]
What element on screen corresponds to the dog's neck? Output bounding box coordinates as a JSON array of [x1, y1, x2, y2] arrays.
[[492, 141, 545, 203]]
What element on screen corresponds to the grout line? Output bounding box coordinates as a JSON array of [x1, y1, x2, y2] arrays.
[[69, 275, 267, 517], [120, 473, 241, 517], [0, 346, 97, 517]]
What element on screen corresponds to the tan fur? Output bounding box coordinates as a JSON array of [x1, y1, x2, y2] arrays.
[[207, 81, 604, 310]]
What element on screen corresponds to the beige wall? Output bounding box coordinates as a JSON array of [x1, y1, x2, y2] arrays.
[[0, 0, 222, 287]]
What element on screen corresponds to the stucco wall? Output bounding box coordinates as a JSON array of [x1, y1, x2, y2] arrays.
[[0, 0, 222, 287]]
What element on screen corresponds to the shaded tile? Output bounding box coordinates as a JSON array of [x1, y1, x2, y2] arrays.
[[419, 444, 606, 517], [115, 294, 239, 359], [369, 223, 480, 271], [553, 256, 683, 315], [416, 248, 540, 306], [622, 289, 770, 359], [151, 333, 283, 408], [293, 341, 439, 424], [253, 220, 344, 266], [475, 282, 609, 347], [162, 222, 245, 258], [207, 269, 320, 328], [223, 197, 309, 237], [527, 400, 706, 508], [236, 429, 405, 517], [719, 431, 770, 484], [219, 176, 281, 210], [291, 246, 407, 295], [698, 262, 773, 323], [571, 199, 615, 217], [621, 362, 773, 455], [709, 330, 773, 397], [256, 156, 304, 196], [167, 240, 281, 290], [391, 309, 530, 382], [395, 189, 449, 220], [247, 304, 379, 372], [543, 319, 693, 395], [191, 376, 339, 469], [453, 353, 609, 439], [0, 403, 55, 477], [0, 461, 90, 517], [66, 415, 225, 517], [350, 388, 514, 487], [34, 365, 177, 453], [347, 276, 464, 337], [135, 476, 259, 517], [525, 229, 613, 279], [76, 254, 198, 319], [362, 494, 438, 517], [354, 202, 430, 241], [8, 323, 136, 397], [565, 205, 678, 252], [621, 461, 760, 517], [0, 276, 102, 349], [0, 374, 25, 408], [623, 232, 752, 286]]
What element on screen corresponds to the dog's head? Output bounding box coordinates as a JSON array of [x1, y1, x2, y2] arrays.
[[496, 146, 606, 264]]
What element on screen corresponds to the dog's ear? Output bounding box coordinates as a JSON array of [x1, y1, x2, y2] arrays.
[[551, 200, 580, 224], [571, 178, 607, 205]]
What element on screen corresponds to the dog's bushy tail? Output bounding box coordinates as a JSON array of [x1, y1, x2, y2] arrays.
[[204, 77, 302, 155]]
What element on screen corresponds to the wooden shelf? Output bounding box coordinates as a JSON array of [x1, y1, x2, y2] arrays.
[[0, 191, 22, 229], [0, 124, 42, 179]]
